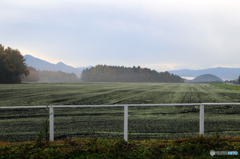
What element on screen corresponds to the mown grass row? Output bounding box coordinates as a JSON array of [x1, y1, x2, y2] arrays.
[[1, 105, 240, 158]]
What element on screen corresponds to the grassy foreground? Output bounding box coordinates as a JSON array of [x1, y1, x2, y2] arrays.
[[1, 130, 240, 159]]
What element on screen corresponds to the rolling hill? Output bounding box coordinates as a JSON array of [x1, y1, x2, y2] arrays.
[[192, 74, 223, 83]]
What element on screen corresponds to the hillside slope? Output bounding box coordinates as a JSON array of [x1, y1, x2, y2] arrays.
[[192, 74, 223, 82]]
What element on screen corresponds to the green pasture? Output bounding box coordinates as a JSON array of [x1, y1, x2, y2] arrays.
[[211, 83, 240, 90], [1, 82, 240, 143]]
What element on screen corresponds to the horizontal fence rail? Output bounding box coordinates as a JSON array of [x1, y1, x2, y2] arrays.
[[1, 103, 240, 142]]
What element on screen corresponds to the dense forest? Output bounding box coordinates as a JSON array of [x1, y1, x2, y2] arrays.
[[0, 44, 29, 84], [81, 64, 184, 83]]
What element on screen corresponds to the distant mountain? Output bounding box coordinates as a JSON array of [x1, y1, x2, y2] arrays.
[[23, 54, 93, 78], [192, 74, 223, 82], [168, 67, 240, 80]]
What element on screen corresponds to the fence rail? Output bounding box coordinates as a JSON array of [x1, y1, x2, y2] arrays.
[[1, 103, 240, 142]]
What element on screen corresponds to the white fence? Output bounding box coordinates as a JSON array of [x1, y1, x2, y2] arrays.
[[1, 103, 240, 142]]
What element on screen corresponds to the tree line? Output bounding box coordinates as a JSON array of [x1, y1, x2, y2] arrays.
[[21, 67, 81, 83], [36, 70, 81, 82], [20, 67, 39, 82], [224, 79, 239, 84], [81, 64, 184, 83]]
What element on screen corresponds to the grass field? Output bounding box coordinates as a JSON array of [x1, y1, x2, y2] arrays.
[[1, 82, 240, 143], [1, 82, 240, 158], [211, 84, 240, 91]]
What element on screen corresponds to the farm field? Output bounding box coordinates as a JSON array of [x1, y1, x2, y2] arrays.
[[1, 82, 240, 143]]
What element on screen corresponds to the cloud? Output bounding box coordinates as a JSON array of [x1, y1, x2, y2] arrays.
[[1, 0, 240, 70]]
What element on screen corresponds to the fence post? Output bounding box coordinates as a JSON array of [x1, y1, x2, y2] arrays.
[[199, 104, 204, 137], [124, 105, 128, 142], [49, 107, 54, 141]]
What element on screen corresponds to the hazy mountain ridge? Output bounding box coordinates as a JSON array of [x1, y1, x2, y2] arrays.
[[168, 67, 240, 80], [23, 54, 92, 78]]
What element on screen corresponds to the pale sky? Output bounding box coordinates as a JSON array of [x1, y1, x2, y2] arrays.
[[1, 0, 240, 72]]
